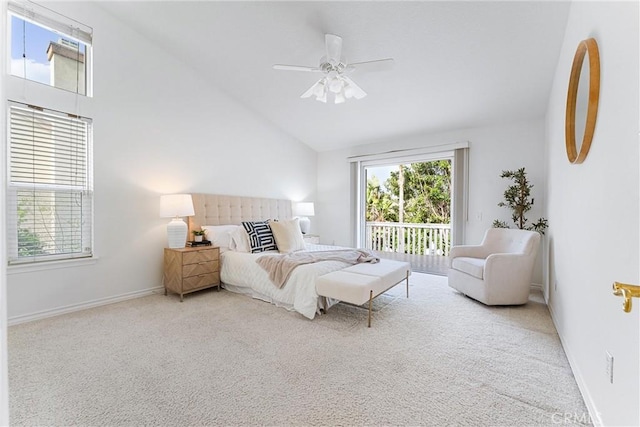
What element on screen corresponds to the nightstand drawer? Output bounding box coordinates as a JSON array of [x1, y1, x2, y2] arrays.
[[183, 272, 220, 291], [183, 260, 218, 277], [183, 248, 218, 265]]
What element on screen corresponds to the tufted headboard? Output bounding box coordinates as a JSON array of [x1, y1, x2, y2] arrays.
[[188, 193, 293, 235]]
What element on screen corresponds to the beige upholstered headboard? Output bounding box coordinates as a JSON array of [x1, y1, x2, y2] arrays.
[[188, 193, 293, 235]]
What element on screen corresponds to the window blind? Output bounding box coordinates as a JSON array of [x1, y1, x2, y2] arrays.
[[7, 103, 93, 264]]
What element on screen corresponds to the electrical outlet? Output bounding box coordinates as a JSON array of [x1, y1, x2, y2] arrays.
[[476, 211, 483, 221], [606, 351, 614, 384]]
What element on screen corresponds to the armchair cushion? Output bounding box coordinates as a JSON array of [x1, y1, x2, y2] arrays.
[[451, 257, 485, 279]]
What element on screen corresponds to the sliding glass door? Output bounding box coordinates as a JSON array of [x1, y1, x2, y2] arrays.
[[354, 146, 468, 273]]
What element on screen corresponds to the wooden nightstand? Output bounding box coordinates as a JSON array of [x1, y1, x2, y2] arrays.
[[302, 234, 320, 244], [163, 246, 220, 301]]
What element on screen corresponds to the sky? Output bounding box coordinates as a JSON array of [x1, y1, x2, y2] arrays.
[[10, 15, 86, 85], [367, 165, 397, 185]]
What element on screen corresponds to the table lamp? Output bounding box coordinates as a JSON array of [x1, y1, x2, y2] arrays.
[[160, 194, 195, 248], [294, 202, 314, 234]]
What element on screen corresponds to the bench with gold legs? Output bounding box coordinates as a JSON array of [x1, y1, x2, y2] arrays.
[[316, 259, 411, 327]]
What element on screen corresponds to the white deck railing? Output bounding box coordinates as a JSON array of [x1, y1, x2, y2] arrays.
[[365, 222, 451, 256]]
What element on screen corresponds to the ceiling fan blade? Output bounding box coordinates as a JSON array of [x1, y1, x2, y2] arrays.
[[325, 34, 343, 64], [300, 82, 318, 98], [342, 76, 367, 100], [273, 64, 321, 72], [345, 58, 395, 73], [300, 78, 327, 99]]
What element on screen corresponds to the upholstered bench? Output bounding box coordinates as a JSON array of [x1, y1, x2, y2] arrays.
[[316, 259, 411, 327]]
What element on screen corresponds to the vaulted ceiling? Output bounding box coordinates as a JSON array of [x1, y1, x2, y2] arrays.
[[98, 1, 571, 152]]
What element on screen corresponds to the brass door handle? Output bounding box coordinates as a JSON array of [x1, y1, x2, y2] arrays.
[[612, 282, 640, 313]]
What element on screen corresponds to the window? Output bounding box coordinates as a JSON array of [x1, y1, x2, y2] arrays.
[[8, 0, 92, 96], [7, 103, 93, 264], [6, 2, 94, 266]]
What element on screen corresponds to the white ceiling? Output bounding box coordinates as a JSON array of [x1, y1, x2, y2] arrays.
[[98, 1, 571, 152]]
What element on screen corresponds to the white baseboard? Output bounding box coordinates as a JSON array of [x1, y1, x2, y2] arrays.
[[547, 303, 602, 426], [8, 286, 164, 326], [531, 282, 543, 291]]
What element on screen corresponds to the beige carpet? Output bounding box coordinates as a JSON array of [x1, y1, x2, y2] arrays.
[[8, 274, 589, 426]]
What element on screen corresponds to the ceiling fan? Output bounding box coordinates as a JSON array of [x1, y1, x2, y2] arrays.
[[273, 34, 394, 104]]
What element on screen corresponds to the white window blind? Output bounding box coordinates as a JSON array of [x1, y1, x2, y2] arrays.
[[7, 103, 93, 265]]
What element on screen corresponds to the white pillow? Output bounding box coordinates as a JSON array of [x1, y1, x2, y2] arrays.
[[202, 225, 240, 252], [229, 226, 251, 253], [269, 218, 305, 254]]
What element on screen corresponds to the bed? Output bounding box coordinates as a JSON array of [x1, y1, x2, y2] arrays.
[[188, 193, 349, 319]]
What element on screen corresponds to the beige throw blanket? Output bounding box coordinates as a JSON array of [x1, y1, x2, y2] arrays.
[[256, 249, 380, 288]]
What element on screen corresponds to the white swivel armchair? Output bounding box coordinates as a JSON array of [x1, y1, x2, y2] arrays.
[[448, 228, 541, 305]]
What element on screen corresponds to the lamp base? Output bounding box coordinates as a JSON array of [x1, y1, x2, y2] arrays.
[[299, 217, 310, 234], [167, 217, 188, 248]]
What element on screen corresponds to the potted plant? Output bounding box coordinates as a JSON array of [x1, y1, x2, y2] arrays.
[[192, 229, 206, 242], [493, 167, 548, 234]]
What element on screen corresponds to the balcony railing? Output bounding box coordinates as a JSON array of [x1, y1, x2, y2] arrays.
[[365, 222, 451, 257]]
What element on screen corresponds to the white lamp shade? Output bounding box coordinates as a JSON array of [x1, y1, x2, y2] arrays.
[[160, 194, 195, 218], [294, 202, 315, 217]]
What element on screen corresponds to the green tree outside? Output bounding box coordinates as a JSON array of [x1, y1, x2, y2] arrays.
[[17, 193, 46, 257], [367, 160, 452, 224], [365, 160, 452, 256], [366, 175, 397, 222]]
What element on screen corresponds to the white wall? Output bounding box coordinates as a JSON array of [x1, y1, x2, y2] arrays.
[[545, 1, 639, 425], [317, 119, 547, 282], [4, 2, 317, 322], [0, 0, 9, 421]]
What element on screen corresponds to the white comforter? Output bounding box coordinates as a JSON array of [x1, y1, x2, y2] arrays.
[[220, 244, 351, 319]]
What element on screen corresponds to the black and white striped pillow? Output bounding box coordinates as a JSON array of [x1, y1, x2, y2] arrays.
[[242, 220, 278, 253]]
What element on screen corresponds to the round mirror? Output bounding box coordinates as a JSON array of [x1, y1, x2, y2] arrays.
[[565, 38, 600, 164]]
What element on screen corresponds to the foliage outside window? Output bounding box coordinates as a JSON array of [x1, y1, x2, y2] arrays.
[[366, 160, 452, 255], [366, 160, 451, 224]]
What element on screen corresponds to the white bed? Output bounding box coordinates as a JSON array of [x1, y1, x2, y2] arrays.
[[221, 244, 349, 319], [188, 194, 349, 319]]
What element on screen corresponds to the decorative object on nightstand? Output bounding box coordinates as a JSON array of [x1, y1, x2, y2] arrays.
[[192, 228, 206, 242], [187, 240, 212, 247], [294, 201, 314, 234], [160, 194, 195, 248], [303, 234, 320, 244], [163, 246, 220, 302]]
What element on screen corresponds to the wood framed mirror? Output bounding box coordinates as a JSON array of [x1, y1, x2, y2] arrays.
[[565, 38, 600, 164]]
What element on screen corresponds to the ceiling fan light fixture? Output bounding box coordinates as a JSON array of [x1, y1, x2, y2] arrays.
[[344, 83, 354, 99], [276, 33, 392, 104], [329, 77, 343, 94], [316, 88, 328, 103], [312, 79, 326, 97]]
